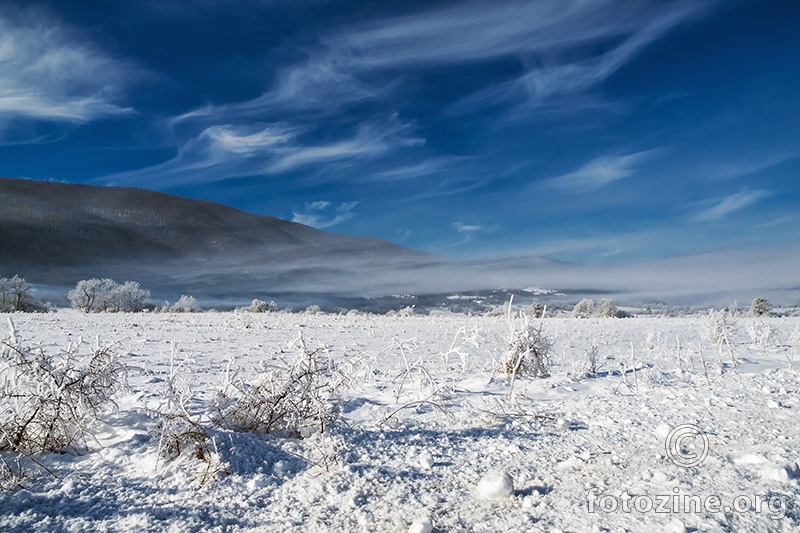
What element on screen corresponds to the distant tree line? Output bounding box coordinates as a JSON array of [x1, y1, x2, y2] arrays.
[[0, 275, 201, 314]]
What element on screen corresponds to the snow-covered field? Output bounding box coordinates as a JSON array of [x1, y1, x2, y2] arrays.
[[2, 309, 799, 532]]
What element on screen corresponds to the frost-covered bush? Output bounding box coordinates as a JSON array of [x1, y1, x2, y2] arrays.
[[701, 309, 737, 346], [150, 335, 338, 487], [397, 305, 416, 317], [167, 295, 201, 313], [0, 455, 27, 491], [238, 299, 269, 313], [68, 278, 150, 313], [572, 298, 594, 318], [0, 276, 46, 313], [498, 312, 552, 377], [747, 322, 777, 350], [213, 347, 337, 438], [0, 322, 126, 454], [595, 299, 618, 318]]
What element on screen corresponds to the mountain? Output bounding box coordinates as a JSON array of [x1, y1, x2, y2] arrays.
[[4, 178, 796, 309], [0, 177, 454, 306]]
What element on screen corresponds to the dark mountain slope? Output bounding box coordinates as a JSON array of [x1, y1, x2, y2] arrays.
[[0, 178, 450, 303], [0, 177, 407, 264]]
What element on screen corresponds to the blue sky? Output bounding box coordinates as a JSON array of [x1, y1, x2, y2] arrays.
[[2, 0, 799, 265]]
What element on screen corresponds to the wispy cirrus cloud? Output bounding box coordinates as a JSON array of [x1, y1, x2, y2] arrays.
[[108, 0, 719, 195], [292, 200, 359, 229], [0, 9, 136, 125], [103, 114, 423, 187], [703, 151, 800, 181], [454, 223, 482, 233], [257, 0, 719, 115], [166, 0, 721, 132], [545, 150, 660, 192], [202, 124, 297, 154], [693, 189, 772, 222]]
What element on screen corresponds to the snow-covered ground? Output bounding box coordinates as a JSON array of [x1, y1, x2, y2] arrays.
[[2, 309, 799, 532]]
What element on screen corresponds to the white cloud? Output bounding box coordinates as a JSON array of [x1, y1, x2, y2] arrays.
[[102, 113, 424, 188], [168, 0, 720, 124], [704, 151, 800, 180], [693, 190, 772, 222], [546, 150, 659, 192], [454, 223, 482, 233], [202, 124, 296, 154], [0, 10, 136, 123], [271, 137, 385, 173], [292, 201, 359, 229], [308, 0, 716, 112]]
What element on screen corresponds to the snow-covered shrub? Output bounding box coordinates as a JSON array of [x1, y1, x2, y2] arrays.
[[0, 276, 46, 313], [750, 297, 771, 317], [572, 298, 594, 318], [213, 344, 337, 438], [147, 348, 226, 487], [68, 278, 150, 312], [0, 455, 27, 491], [0, 322, 126, 454], [484, 300, 511, 317], [397, 305, 416, 317], [441, 324, 483, 373], [584, 343, 600, 375], [150, 335, 338, 487], [747, 322, 777, 351], [498, 311, 552, 377], [243, 299, 269, 313], [700, 309, 737, 346], [168, 295, 201, 313], [594, 299, 618, 318], [789, 326, 800, 367]]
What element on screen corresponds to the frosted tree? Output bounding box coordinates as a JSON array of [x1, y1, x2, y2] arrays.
[[572, 298, 594, 318], [68, 279, 150, 312], [0, 276, 42, 312], [69, 279, 113, 312], [595, 298, 618, 318], [113, 282, 151, 313], [750, 297, 771, 317]]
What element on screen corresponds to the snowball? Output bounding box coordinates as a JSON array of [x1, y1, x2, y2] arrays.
[[273, 460, 291, 476], [408, 516, 433, 533], [477, 470, 514, 500], [418, 450, 434, 470]]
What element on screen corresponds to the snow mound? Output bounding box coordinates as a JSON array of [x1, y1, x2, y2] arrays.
[[408, 516, 433, 533], [477, 470, 514, 500]]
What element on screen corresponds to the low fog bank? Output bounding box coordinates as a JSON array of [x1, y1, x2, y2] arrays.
[[478, 246, 800, 307], [15, 244, 800, 311]]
